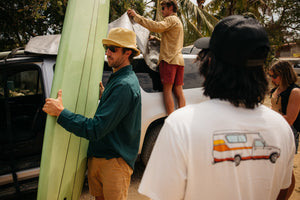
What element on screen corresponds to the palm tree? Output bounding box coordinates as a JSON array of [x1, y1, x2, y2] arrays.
[[178, 0, 219, 45], [205, 0, 270, 22], [205, 0, 300, 45], [145, 0, 219, 46]]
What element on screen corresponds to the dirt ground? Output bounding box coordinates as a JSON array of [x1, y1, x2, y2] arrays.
[[290, 149, 300, 200]]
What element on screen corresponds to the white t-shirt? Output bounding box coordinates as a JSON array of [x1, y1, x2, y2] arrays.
[[139, 99, 295, 200]]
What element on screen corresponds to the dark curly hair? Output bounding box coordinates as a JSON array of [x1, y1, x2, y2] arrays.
[[161, 0, 178, 12], [122, 48, 136, 63], [202, 46, 269, 109]]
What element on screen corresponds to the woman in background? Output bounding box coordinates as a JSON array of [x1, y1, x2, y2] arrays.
[[269, 60, 300, 153]]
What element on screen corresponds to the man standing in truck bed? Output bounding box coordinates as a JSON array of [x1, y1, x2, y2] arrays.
[[128, 0, 185, 115]]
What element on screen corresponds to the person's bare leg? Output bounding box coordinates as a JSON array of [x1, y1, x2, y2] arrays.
[[173, 85, 186, 108], [163, 83, 175, 115]]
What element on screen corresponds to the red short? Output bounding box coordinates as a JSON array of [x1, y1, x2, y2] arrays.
[[159, 60, 184, 85]]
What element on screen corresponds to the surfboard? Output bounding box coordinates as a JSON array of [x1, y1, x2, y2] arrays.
[[37, 0, 110, 199]]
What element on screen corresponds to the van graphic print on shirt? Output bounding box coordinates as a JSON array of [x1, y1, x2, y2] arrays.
[[212, 131, 281, 166]]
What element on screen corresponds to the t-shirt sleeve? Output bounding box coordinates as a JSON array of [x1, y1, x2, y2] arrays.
[[281, 128, 296, 189], [138, 121, 187, 200]]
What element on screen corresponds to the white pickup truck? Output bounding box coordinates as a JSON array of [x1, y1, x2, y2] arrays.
[[0, 35, 208, 197]]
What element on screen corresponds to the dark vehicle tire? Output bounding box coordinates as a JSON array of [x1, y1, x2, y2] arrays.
[[234, 155, 241, 166], [270, 153, 279, 163], [141, 124, 163, 166]]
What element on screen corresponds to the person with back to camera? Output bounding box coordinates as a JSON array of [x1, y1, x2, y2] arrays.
[[127, 0, 185, 115], [42, 27, 141, 200], [269, 60, 300, 154], [137, 15, 295, 200]]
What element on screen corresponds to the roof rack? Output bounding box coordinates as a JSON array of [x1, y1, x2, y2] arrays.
[[0, 48, 25, 60]]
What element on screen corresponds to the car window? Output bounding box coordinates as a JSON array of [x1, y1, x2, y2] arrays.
[[102, 60, 163, 93], [254, 140, 264, 147], [102, 57, 203, 92], [0, 65, 45, 145], [226, 134, 247, 143], [132, 59, 162, 92], [6, 70, 42, 97], [183, 56, 204, 89]]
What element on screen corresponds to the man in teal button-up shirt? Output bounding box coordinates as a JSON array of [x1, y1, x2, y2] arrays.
[[43, 28, 141, 200]]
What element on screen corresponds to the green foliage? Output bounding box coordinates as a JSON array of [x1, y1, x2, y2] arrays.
[[206, 0, 269, 22], [1, 0, 298, 53], [109, 0, 146, 22], [206, 0, 300, 46], [178, 0, 219, 46], [0, 0, 67, 51], [264, 0, 300, 46], [0, 0, 146, 52], [145, 0, 218, 46]]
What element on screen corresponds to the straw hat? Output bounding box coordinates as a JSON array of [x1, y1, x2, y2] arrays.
[[102, 28, 140, 56]]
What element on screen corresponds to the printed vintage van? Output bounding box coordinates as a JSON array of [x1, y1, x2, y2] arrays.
[[213, 131, 281, 166]]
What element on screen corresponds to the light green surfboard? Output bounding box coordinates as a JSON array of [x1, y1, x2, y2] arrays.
[[37, 0, 110, 199]]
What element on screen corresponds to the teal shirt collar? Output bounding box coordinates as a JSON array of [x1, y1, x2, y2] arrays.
[[111, 65, 132, 77]]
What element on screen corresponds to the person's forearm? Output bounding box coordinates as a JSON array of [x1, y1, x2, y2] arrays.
[[277, 172, 295, 200], [283, 115, 295, 126], [133, 14, 169, 33]]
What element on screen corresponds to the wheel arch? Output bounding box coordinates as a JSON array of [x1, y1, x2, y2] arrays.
[[140, 117, 166, 165]]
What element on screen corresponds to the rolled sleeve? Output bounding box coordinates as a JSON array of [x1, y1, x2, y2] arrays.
[[57, 85, 133, 141], [134, 14, 174, 33]]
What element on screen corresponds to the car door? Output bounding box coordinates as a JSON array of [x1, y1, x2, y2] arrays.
[[0, 63, 46, 188]]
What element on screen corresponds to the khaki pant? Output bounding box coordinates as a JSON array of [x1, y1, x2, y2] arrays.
[[88, 157, 133, 200]]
